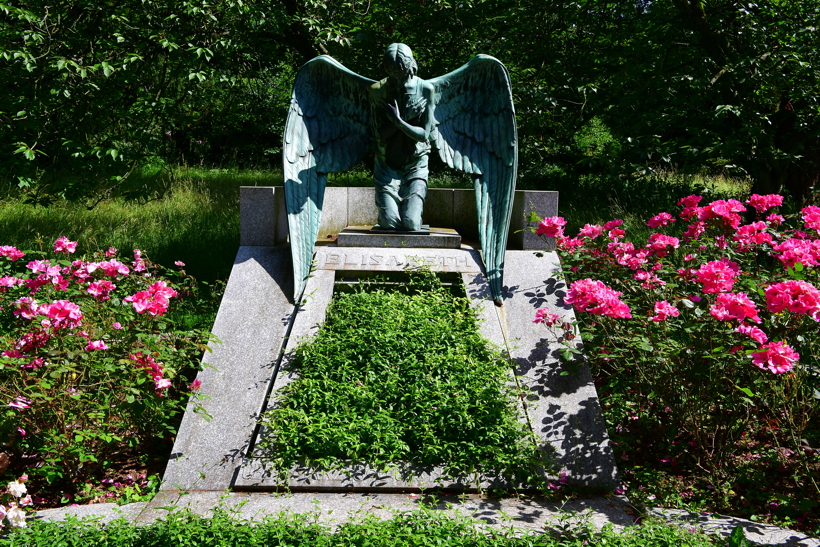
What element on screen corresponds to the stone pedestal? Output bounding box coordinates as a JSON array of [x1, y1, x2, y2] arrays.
[[336, 226, 461, 249]]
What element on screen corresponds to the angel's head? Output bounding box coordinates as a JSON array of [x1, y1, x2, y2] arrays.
[[383, 43, 417, 82]]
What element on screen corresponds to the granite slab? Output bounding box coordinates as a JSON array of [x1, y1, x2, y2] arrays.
[[160, 246, 295, 492], [337, 226, 461, 249]]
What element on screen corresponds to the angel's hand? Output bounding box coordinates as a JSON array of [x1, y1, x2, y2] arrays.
[[384, 100, 401, 123]]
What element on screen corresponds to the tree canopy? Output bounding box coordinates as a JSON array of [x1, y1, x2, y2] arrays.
[[2, 0, 818, 203]]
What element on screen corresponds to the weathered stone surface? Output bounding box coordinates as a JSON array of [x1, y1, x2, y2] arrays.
[[138, 491, 636, 534], [425, 188, 454, 228], [240, 187, 277, 246], [34, 502, 147, 525], [273, 187, 289, 245], [35, 491, 820, 545], [510, 190, 559, 250], [161, 246, 295, 492], [500, 250, 618, 488], [346, 186, 378, 227], [312, 246, 484, 273], [239, 186, 559, 246], [318, 187, 349, 239], [452, 189, 479, 239], [337, 226, 461, 249]]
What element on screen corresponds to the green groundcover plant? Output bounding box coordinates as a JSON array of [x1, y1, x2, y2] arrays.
[[259, 271, 543, 486], [0, 238, 215, 527], [532, 195, 820, 531], [0, 506, 725, 546]]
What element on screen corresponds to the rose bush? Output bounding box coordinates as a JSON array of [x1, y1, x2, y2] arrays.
[[0, 239, 215, 492], [532, 195, 820, 485]]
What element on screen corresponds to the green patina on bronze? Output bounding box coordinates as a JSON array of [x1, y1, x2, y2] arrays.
[[283, 44, 518, 305]]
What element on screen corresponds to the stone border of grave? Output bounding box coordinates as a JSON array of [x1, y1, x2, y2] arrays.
[[162, 188, 617, 495], [236, 247, 543, 491]]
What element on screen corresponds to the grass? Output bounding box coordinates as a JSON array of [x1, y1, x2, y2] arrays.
[[258, 270, 542, 485], [0, 507, 726, 546], [0, 164, 475, 285]]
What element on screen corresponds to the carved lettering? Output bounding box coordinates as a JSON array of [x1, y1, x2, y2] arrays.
[[326, 254, 341, 265], [369, 255, 383, 265]]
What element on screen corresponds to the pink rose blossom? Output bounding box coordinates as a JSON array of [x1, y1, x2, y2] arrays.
[[709, 292, 761, 323], [13, 297, 40, 320], [733, 222, 772, 250], [535, 216, 566, 238], [131, 352, 164, 382], [174, 260, 185, 267], [124, 281, 177, 316], [650, 300, 679, 322], [603, 219, 623, 231], [694, 259, 740, 293], [578, 224, 604, 239], [0, 246, 26, 261], [96, 259, 130, 277], [87, 280, 116, 301], [85, 340, 109, 351], [678, 195, 703, 209], [53, 237, 77, 254], [646, 233, 680, 257], [746, 194, 783, 213], [647, 212, 676, 228], [772, 238, 820, 269], [766, 213, 784, 226], [608, 241, 650, 270], [155, 378, 172, 390], [697, 199, 746, 229], [105, 247, 118, 257], [534, 308, 561, 326], [112, 322, 122, 330], [802, 205, 820, 232], [564, 279, 632, 319], [682, 221, 707, 241], [0, 276, 23, 292], [556, 236, 585, 250], [14, 331, 50, 353], [634, 270, 665, 289], [188, 379, 202, 391], [26, 259, 51, 274], [40, 300, 84, 328], [735, 323, 768, 344], [21, 357, 43, 371], [765, 280, 820, 320], [751, 341, 798, 374]]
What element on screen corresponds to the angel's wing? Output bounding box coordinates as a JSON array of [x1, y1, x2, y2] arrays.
[[283, 56, 375, 302], [429, 55, 518, 305]]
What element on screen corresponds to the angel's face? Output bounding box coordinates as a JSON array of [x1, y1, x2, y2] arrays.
[[385, 65, 412, 87]]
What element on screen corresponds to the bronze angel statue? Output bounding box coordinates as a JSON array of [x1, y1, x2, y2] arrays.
[[284, 43, 517, 305]]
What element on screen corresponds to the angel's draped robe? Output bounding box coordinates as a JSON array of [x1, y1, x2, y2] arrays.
[[369, 77, 432, 231]]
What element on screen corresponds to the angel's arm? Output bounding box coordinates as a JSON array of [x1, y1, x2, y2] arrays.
[[384, 82, 435, 142]]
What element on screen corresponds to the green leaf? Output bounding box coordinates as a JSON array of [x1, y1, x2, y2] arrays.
[[728, 526, 749, 547], [735, 386, 755, 398]]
